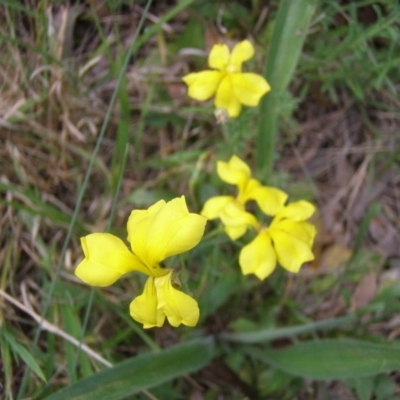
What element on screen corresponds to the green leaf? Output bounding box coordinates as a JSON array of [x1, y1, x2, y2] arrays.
[[249, 339, 400, 380], [353, 377, 375, 400], [258, 368, 301, 397], [256, 0, 318, 178], [2, 329, 46, 382], [221, 315, 355, 343], [199, 271, 240, 321], [44, 337, 214, 400], [170, 18, 204, 51], [375, 374, 397, 400]]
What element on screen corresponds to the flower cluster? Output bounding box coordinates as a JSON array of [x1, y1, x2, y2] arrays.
[[201, 156, 316, 280], [183, 40, 270, 118], [75, 196, 207, 328], [75, 41, 313, 330]]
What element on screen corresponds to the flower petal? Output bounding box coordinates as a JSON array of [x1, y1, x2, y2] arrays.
[[225, 225, 249, 241], [229, 40, 254, 72], [231, 73, 271, 106], [128, 196, 206, 268], [245, 185, 288, 216], [239, 230, 277, 280], [237, 177, 261, 203], [269, 229, 315, 273], [220, 201, 259, 240], [215, 75, 242, 118], [182, 71, 223, 101], [274, 220, 317, 247], [127, 200, 167, 274], [155, 271, 199, 327], [129, 277, 166, 329], [201, 195, 235, 220], [75, 233, 149, 287], [208, 43, 230, 71], [274, 200, 316, 222], [217, 155, 251, 191]]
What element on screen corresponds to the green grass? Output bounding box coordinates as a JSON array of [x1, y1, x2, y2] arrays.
[[1, 1, 400, 399]]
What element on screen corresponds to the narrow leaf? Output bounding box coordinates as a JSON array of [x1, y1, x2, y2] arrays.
[[256, 0, 317, 178], [45, 337, 214, 400], [221, 315, 355, 344], [249, 339, 400, 379], [3, 329, 46, 382]]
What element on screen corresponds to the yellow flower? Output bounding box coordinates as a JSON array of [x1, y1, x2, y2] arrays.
[[201, 155, 287, 239], [182, 40, 271, 118], [239, 201, 317, 280], [201, 155, 317, 280], [75, 196, 207, 328]]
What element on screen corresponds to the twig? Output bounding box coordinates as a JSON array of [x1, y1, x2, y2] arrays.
[[0, 288, 112, 367], [0, 288, 160, 400]]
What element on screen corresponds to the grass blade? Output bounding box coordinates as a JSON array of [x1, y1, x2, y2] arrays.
[[2, 328, 46, 382]]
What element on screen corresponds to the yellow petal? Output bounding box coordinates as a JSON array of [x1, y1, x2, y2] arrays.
[[182, 71, 223, 101], [225, 225, 249, 240], [231, 73, 271, 106], [238, 177, 261, 202], [239, 230, 277, 280], [274, 219, 317, 247], [208, 43, 230, 71], [229, 40, 254, 72], [245, 185, 288, 216], [127, 200, 167, 274], [269, 229, 315, 273], [75, 233, 149, 287], [220, 201, 259, 240], [274, 200, 316, 222], [217, 155, 251, 192], [220, 202, 259, 228], [152, 196, 207, 260], [129, 277, 166, 329], [128, 196, 206, 269], [201, 196, 235, 220], [301, 222, 317, 247], [215, 75, 242, 118], [155, 271, 199, 327]]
